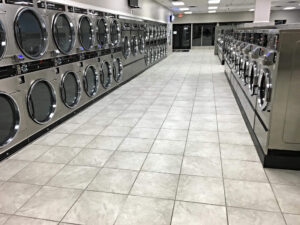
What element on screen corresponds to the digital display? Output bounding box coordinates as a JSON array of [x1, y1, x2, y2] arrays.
[[128, 0, 139, 8]]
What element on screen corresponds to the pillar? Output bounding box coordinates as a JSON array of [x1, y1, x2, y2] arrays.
[[254, 0, 271, 23]]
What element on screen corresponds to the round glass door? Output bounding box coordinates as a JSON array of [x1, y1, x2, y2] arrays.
[[97, 18, 109, 47], [248, 61, 258, 95], [258, 68, 272, 111], [84, 65, 99, 97], [0, 93, 20, 147], [131, 36, 138, 56], [101, 61, 112, 89], [53, 13, 75, 54], [122, 36, 131, 59], [78, 16, 94, 50], [144, 49, 149, 65], [61, 72, 81, 108], [27, 80, 56, 124], [150, 48, 153, 63], [14, 8, 48, 59], [139, 36, 145, 54], [0, 20, 7, 59], [110, 19, 121, 46], [113, 58, 123, 83]]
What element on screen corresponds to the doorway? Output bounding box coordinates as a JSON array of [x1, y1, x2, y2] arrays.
[[172, 24, 191, 50], [192, 23, 216, 47]]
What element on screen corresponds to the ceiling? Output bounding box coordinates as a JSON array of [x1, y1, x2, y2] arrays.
[[155, 0, 300, 14]]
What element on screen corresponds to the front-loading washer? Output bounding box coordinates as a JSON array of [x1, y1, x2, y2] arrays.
[[1, 0, 50, 66], [73, 6, 95, 53], [44, 1, 76, 57], [98, 49, 114, 92]]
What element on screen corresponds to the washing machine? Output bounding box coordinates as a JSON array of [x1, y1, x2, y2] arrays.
[[73, 6, 95, 53], [138, 23, 146, 58], [94, 10, 110, 50], [98, 50, 114, 92], [1, 0, 50, 67], [44, 2, 77, 57], [120, 19, 131, 66]]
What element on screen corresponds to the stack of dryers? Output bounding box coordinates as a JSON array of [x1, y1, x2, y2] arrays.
[[144, 24, 151, 67], [224, 26, 300, 169]]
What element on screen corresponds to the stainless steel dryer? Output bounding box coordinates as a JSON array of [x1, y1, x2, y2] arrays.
[[0, 8, 7, 64], [130, 22, 142, 61], [120, 19, 131, 66], [44, 1, 76, 57], [73, 6, 95, 53], [1, 0, 50, 66], [98, 49, 114, 92], [94, 10, 110, 50]]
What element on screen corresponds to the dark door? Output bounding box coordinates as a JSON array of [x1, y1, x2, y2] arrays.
[[202, 24, 215, 46], [173, 24, 191, 50]]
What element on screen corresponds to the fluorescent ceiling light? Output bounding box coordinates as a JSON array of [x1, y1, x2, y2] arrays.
[[249, 8, 254, 11], [179, 7, 189, 11], [208, 6, 218, 9], [172, 1, 185, 6], [184, 11, 192, 14], [208, 10, 217, 13], [283, 6, 296, 10], [208, 0, 220, 4]]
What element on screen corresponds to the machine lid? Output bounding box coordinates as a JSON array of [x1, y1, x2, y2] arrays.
[[27, 79, 56, 124], [0, 92, 20, 148], [0, 20, 7, 60], [78, 16, 94, 50], [258, 68, 272, 111], [97, 17, 109, 47], [122, 36, 131, 58], [113, 58, 123, 82], [14, 8, 48, 59], [53, 13, 75, 54], [84, 65, 99, 97], [60, 71, 81, 108], [101, 61, 112, 89], [110, 19, 121, 46]]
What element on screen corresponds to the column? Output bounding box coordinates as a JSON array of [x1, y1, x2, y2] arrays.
[[254, 0, 271, 23]]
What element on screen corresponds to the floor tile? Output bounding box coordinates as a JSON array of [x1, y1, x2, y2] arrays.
[[265, 169, 300, 186], [142, 154, 182, 174], [118, 138, 154, 153], [188, 130, 219, 143], [73, 123, 105, 135], [0, 182, 39, 214], [181, 156, 222, 177], [69, 149, 113, 167], [11, 145, 51, 161], [284, 214, 300, 225], [131, 171, 178, 199], [220, 144, 259, 161], [52, 123, 81, 134], [177, 175, 225, 205], [36, 146, 82, 164], [162, 120, 190, 130], [4, 216, 58, 225], [114, 195, 173, 225], [57, 134, 95, 148], [101, 126, 131, 137], [85, 136, 124, 150], [17, 186, 81, 221], [225, 179, 280, 212], [222, 160, 268, 182], [33, 133, 68, 146], [10, 162, 64, 185], [111, 118, 139, 127], [172, 201, 227, 225], [218, 121, 248, 133], [185, 141, 220, 157], [128, 127, 159, 139], [227, 207, 286, 225], [151, 140, 185, 155], [0, 214, 8, 225], [273, 184, 300, 214], [190, 121, 217, 131], [136, 119, 164, 129], [105, 152, 147, 170], [0, 160, 30, 181], [48, 165, 99, 189], [63, 191, 127, 225], [157, 129, 188, 141], [88, 168, 137, 194], [219, 132, 253, 145]]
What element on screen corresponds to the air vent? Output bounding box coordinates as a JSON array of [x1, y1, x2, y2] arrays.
[[287, 0, 297, 3], [274, 5, 282, 8], [189, 6, 196, 8]]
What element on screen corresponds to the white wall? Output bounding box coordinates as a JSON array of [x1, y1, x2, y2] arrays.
[[173, 10, 300, 24]]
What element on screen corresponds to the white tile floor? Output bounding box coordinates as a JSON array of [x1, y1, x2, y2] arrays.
[[0, 49, 300, 225]]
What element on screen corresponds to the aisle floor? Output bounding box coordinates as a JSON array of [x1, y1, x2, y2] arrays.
[[0, 49, 300, 225]]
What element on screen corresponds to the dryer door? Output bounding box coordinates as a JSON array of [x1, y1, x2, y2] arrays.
[[97, 17, 109, 48], [0, 20, 7, 60], [258, 68, 272, 111], [53, 13, 75, 54], [61, 72, 81, 108], [122, 36, 131, 59], [131, 36, 138, 56], [113, 58, 123, 83], [101, 61, 112, 89], [139, 36, 145, 54], [248, 61, 259, 96], [0, 93, 20, 148], [110, 19, 121, 47], [27, 80, 56, 124], [83, 65, 99, 97], [78, 16, 94, 50], [14, 8, 48, 59]]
